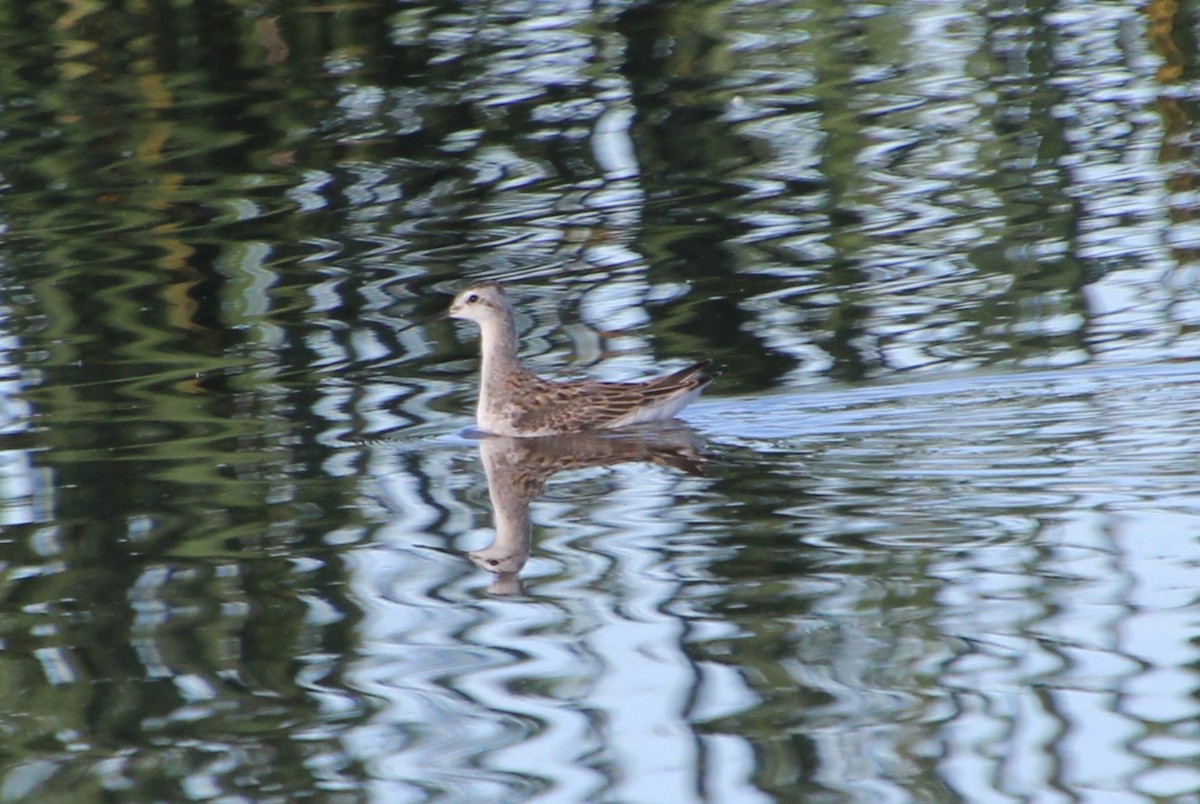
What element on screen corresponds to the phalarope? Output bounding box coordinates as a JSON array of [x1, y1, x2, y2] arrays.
[[427, 281, 718, 437]]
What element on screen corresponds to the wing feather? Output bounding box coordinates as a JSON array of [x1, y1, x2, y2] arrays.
[[511, 361, 719, 433]]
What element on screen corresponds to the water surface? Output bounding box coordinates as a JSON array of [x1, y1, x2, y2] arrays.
[[1, 0, 1199, 801]]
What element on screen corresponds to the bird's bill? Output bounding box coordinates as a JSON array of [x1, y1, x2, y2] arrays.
[[397, 309, 449, 332]]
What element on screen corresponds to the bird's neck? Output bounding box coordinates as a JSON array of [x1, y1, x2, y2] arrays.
[[478, 311, 522, 391]]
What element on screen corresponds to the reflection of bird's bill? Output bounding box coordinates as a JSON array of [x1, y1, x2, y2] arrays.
[[414, 542, 468, 558], [416, 542, 528, 572]]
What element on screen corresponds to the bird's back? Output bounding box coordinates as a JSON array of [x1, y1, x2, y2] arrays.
[[483, 361, 717, 437]]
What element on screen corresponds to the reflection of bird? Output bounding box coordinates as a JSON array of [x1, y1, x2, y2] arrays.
[[426, 281, 718, 437], [449, 428, 709, 595]]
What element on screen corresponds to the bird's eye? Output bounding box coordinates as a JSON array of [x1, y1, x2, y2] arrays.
[[466, 294, 479, 304]]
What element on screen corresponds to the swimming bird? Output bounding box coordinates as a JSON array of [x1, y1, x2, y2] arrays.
[[427, 280, 717, 437]]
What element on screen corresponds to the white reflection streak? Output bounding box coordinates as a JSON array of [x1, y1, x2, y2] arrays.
[[0, 304, 45, 526], [593, 106, 639, 181], [33, 647, 77, 686]]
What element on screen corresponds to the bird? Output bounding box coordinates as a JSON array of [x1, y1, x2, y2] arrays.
[[423, 280, 717, 437]]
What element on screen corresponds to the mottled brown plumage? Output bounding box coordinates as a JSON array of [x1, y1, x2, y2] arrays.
[[436, 280, 718, 437]]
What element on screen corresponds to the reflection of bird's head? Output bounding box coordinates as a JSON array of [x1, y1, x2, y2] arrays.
[[447, 280, 510, 328], [466, 544, 527, 575], [415, 542, 528, 585]]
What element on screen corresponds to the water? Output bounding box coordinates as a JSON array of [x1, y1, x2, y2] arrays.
[[0, 0, 1198, 801]]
